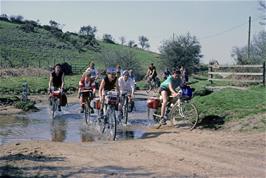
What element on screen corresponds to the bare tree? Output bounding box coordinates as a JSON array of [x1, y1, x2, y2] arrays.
[[119, 36, 126, 45], [128, 40, 135, 48], [99, 49, 142, 78], [79, 25, 97, 38], [49, 20, 60, 29], [138, 35, 150, 49], [103, 34, 115, 44]]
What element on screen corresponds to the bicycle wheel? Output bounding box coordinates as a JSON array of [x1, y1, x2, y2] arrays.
[[169, 101, 198, 130], [84, 99, 91, 125], [123, 99, 128, 125], [102, 106, 117, 140], [52, 98, 57, 119]]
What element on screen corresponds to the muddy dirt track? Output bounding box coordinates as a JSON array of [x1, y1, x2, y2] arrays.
[[1, 128, 265, 177], [0, 92, 266, 177]]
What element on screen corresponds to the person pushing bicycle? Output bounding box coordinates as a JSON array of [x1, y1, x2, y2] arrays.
[[78, 71, 96, 113], [159, 69, 183, 125]]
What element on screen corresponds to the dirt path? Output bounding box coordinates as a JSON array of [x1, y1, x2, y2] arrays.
[[1, 128, 265, 177], [1, 91, 265, 177]]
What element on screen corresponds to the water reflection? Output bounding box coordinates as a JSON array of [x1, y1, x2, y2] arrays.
[[0, 101, 150, 144], [50, 117, 67, 142]]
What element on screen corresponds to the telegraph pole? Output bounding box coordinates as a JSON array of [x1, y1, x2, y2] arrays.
[[248, 16, 251, 60]]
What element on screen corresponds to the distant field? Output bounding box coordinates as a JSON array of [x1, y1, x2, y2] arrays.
[[0, 20, 160, 74]]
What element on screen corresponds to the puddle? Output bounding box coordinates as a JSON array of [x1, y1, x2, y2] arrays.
[[0, 101, 151, 145]]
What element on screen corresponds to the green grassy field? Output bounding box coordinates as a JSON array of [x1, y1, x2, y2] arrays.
[[0, 75, 265, 130], [0, 75, 81, 95], [0, 20, 160, 74]]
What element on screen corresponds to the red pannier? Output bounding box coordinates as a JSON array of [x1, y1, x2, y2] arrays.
[[147, 97, 161, 109], [93, 98, 101, 110], [52, 90, 61, 97]]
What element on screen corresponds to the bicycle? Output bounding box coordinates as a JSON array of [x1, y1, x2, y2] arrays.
[[120, 92, 134, 125], [146, 77, 160, 94], [80, 89, 94, 125], [147, 94, 199, 130], [99, 91, 119, 141], [49, 89, 61, 119]]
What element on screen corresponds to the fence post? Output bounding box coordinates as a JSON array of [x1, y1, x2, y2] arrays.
[[208, 65, 213, 84], [263, 62, 265, 86]]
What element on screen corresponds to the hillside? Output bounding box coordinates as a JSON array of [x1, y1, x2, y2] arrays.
[[0, 20, 160, 74]]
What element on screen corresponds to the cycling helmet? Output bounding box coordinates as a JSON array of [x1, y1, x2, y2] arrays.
[[122, 70, 129, 76], [84, 71, 91, 77], [106, 67, 116, 74]]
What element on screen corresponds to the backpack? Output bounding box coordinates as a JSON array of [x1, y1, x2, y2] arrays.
[[181, 85, 192, 99], [60, 93, 68, 106]]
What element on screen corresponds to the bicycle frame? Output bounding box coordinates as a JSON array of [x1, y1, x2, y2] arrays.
[[49, 90, 61, 119], [81, 90, 94, 125], [100, 91, 119, 140]]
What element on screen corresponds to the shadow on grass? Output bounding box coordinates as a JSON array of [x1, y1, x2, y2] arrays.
[[198, 115, 225, 130]]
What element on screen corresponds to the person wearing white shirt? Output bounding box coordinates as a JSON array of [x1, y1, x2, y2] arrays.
[[85, 62, 99, 80], [118, 70, 135, 97], [118, 70, 135, 119]]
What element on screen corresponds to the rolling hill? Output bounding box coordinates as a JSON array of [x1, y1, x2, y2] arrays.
[[0, 20, 160, 74]]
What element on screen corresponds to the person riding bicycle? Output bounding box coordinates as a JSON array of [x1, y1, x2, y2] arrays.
[[145, 63, 157, 83], [159, 69, 182, 125], [98, 67, 120, 117], [78, 71, 96, 113], [85, 62, 99, 80], [48, 64, 65, 111], [163, 68, 171, 80], [116, 64, 123, 78], [118, 70, 135, 118]]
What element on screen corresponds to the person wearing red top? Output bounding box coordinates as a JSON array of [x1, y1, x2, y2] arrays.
[[79, 71, 96, 113]]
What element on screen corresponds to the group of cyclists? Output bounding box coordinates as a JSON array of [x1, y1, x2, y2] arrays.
[[48, 62, 189, 125], [48, 62, 135, 120]]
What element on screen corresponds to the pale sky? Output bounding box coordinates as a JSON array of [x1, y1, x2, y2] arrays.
[[1, 0, 264, 64]]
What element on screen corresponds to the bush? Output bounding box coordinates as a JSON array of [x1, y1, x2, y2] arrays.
[[15, 100, 37, 111]]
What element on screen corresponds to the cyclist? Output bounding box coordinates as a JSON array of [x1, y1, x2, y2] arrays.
[[118, 70, 135, 118], [48, 64, 65, 111], [85, 62, 99, 80], [163, 68, 171, 80], [98, 67, 120, 116], [159, 69, 182, 125], [78, 71, 96, 113], [145, 63, 157, 82], [116, 64, 122, 78]]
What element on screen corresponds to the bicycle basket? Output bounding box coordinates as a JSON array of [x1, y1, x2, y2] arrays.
[[147, 97, 161, 109], [52, 90, 61, 97], [105, 95, 119, 105], [181, 86, 192, 99]]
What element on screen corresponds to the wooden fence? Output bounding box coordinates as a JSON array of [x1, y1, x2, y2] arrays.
[[71, 63, 88, 74], [208, 62, 265, 86]]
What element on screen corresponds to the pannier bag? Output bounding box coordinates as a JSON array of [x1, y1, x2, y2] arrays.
[[181, 85, 192, 99], [147, 97, 161, 109], [93, 98, 101, 110], [105, 91, 119, 105], [60, 93, 68, 106]]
